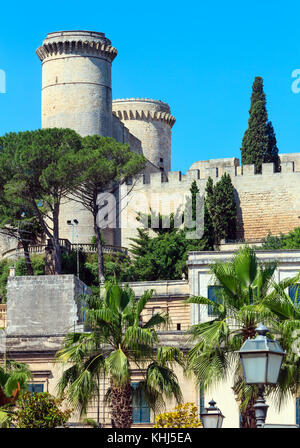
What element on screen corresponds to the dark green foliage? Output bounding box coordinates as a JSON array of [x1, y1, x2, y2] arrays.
[[0, 260, 9, 303], [120, 181, 215, 282], [241, 77, 279, 173], [260, 227, 300, 250], [15, 255, 45, 277], [57, 281, 184, 427], [128, 229, 201, 281], [190, 180, 199, 223], [70, 135, 146, 282], [61, 250, 132, 285], [13, 392, 72, 428], [205, 174, 237, 245], [0, 128, 83, 274], [125, 224, 207, 282], [202, 177, 216, 249]]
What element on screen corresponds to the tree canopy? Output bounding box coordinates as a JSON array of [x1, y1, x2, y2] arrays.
[[241, 77, 279, 173], [205, 174, 237, 245], [56, 281, 184, 427], [69, 135, 146, 282], [0, 128, 82, 274]]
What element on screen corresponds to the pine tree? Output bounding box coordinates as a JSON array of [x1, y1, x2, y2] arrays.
[[241, 77, 279, 173]]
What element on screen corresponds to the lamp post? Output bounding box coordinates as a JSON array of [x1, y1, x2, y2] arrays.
[[238, 324, 285, 428], [67, 219, 79, 279], [200, 399, 225, 428]]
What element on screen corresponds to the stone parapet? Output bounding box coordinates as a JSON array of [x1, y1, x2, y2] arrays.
[[36, 30, 117, 62], [113, 98, 176, 127], [112, 98, 175, 172]]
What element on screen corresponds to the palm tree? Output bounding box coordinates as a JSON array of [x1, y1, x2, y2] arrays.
[[0, 360, 32, 426], [262, 283, 300, 408], [186, 247, 300, 428], [56, 281, 184, 428]]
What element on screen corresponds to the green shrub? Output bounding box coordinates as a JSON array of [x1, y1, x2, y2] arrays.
[[13, 392, 72, 428], [15, 255, 45, 276], [260, 227, 300, 250]]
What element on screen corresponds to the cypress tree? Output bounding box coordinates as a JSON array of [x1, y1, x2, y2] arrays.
[[202, 177, 215, 249], [241, 77, 279, 173], [213, 173, 237, 243], [190, 180, 199, 223], [204, 174, 237, 246]]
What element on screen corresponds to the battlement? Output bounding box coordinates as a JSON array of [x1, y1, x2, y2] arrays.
[[133, 161, 300, 187], [113, 98, 170, 110], [112, 98, 175, 127], [36, 30, 117, 62]]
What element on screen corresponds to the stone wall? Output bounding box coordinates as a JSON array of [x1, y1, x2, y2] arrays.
[[125, 280, 190, 331], [120, 158, 300, 247], [6, 275, 91, 336]]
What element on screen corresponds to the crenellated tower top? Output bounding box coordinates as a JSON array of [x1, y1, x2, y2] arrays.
[[36, 30, 117, 62], [112, 98, 176, 172], [112, 98, 176, 127]]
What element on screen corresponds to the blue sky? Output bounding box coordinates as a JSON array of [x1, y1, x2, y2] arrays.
[[1, 0, 300, 173]]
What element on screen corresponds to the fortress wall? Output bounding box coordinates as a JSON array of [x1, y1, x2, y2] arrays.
[[112, 114, 143, 154], [120, 162, 300, 248], [0, 233, 17, 259]]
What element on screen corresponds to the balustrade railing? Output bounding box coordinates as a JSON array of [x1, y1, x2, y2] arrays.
[[1, 240, 128, 259]]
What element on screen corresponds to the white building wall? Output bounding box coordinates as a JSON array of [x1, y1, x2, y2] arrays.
[[187, 249, 300, 427]]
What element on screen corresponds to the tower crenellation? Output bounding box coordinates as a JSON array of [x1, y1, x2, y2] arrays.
[[37, 30, 117, 137], [112, 98, 176, 172]]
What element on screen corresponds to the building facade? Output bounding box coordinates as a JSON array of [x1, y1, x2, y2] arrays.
[[2, 250, 300, 427]]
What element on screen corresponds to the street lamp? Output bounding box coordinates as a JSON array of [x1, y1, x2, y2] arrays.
[[200, 399, 225, 428], [67, 219, 79, 279], [238, 324, 285, 427]]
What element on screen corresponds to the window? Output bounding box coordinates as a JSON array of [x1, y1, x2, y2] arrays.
[[289, 285, 300, 305], [199, 387, 205, 414], [27, 383, 44, 393], [296, 397, 300, 427], [207, 286, 222, 317], [199, 386, 205, 424], [132, 382, 150, 424]]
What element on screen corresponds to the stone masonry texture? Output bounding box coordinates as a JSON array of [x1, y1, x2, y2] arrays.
[[6, 275, 91, 336]]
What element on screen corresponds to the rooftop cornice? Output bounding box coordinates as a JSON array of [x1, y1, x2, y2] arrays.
[[113, 98, 170, 108], [112, 108, 176, 127], [36, 39, 118, 62]]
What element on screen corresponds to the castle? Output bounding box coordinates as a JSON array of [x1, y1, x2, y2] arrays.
[[1, 30, 300, 428], [0, 29, 300, 258]]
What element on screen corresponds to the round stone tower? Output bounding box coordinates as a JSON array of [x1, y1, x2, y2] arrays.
[[36, 30, 117, 137], [112, 98, 176, 172], [36, 31, 117, 246]]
